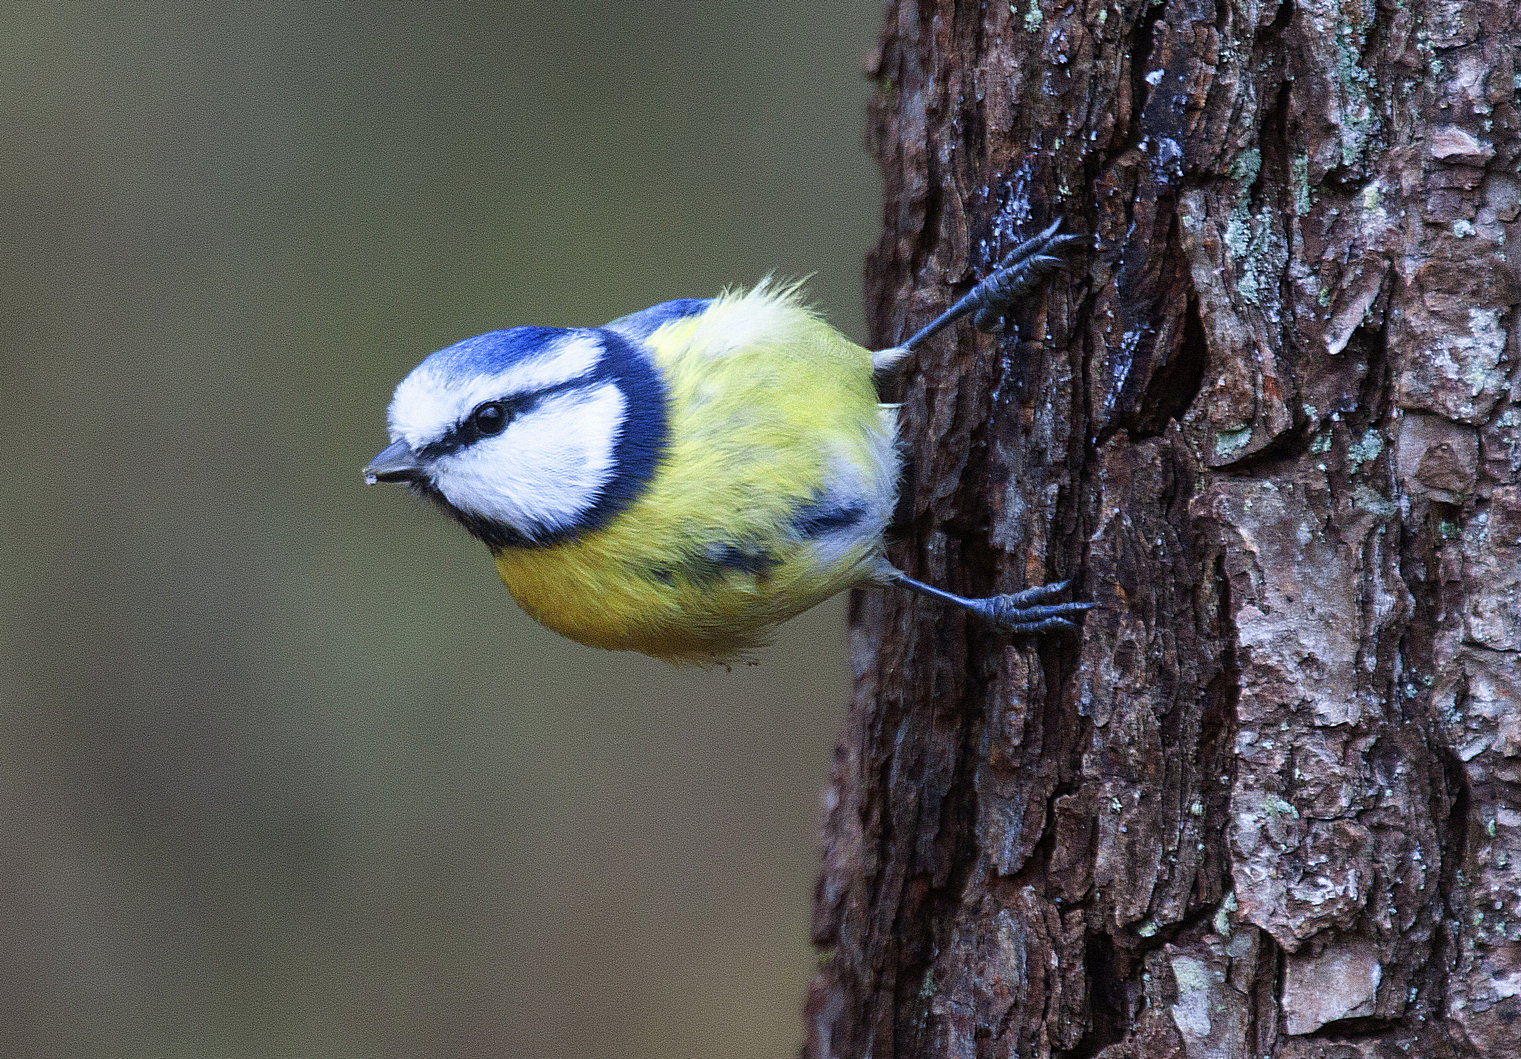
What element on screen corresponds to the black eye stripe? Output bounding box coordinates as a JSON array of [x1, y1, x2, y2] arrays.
[[416, 373, 606, 460]]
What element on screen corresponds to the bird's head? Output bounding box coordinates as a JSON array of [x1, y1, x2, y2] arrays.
[[365, 326, 667, 548]]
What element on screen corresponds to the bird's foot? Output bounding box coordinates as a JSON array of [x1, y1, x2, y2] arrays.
[[968, 220, 1086, 334], [962, 579, 1095, 635]]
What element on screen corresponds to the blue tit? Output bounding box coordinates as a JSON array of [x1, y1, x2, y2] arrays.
[[365, 223, 1092, 663]]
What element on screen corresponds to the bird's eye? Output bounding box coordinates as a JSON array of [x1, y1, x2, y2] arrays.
[[471, 401, 509, 436]]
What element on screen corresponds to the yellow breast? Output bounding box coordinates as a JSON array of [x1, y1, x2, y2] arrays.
[[491, 284, 898, 663]]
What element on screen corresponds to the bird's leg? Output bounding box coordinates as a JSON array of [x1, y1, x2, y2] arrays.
[[886, 571, 1094, 636], [871, 219, 1085, 374], [870, 220, 1093, 636]]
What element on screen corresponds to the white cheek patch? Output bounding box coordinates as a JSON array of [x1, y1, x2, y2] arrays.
[[433, 382, 628, 537], [387, 331, 606, 449]]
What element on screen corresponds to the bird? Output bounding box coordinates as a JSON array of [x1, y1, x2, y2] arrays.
[[364, 222, 1092, 663]]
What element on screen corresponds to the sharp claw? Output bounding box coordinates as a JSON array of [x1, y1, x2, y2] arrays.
[[1002, 616, 1078, 635], [1005, 579, 1070, 605], [999, 601, 1095, 621]]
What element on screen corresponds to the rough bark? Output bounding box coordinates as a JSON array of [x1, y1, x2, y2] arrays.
[[805, 2, 1521, 1057]]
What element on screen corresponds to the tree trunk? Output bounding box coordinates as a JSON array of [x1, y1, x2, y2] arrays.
[[804, 2, 1521, 1056]]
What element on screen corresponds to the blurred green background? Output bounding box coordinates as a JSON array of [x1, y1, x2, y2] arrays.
[[1, 4, 881, 1056]]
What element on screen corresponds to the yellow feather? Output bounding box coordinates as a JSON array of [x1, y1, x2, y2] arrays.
[[491, 284, 898, 663]]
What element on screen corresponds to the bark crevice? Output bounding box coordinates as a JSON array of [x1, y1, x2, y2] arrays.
[[806, 1, 1521, 1056]]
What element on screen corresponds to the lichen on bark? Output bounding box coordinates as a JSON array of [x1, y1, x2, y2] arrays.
[[806, 1, 1521, 1056]]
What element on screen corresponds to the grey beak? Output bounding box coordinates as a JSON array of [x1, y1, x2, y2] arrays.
[[364, 439, 425, 484]]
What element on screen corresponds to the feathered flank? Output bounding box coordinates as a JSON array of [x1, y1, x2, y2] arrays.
[[871, 345, 914, 374], [489, 281, 899, 664], [368, 223, 1094, 659]]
